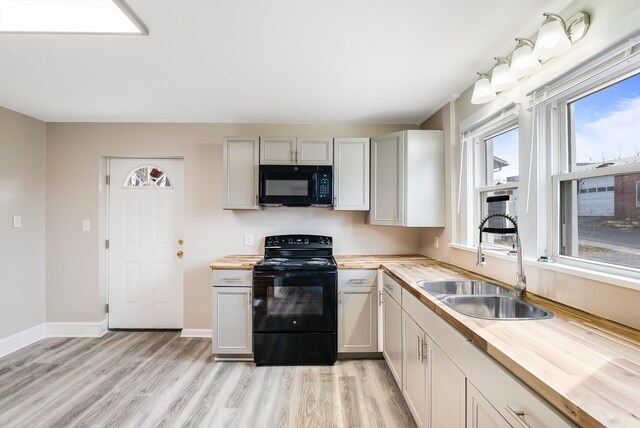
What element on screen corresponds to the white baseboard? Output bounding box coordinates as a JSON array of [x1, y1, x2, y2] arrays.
[[47, 320, 109, 338], [181, 329, 212, 338], [0, 323, 47, 359]]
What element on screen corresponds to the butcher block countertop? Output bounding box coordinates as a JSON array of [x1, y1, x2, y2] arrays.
[[209, 255, 262, 269], [210, 254, 640, 426]]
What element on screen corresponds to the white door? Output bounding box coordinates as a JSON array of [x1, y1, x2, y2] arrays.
[[108, 158, 184, 329]]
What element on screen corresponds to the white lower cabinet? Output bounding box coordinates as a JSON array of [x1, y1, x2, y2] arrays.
[[212, 270, 252, 355], [338, 285, 378, 353], [431, 342, 466, 428], [383, 288, 402, 388], [467, 381, 511, 428], [402, 311, 430, 427]]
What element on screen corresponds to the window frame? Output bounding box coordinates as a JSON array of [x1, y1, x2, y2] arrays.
[[465, 112, 520, 251], [547, 61, 640, 278]]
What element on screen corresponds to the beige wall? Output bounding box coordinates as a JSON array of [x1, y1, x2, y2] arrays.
[[46, 123, 419, 329], [0, 107, 46, 340], [420, 0, 640, 329]]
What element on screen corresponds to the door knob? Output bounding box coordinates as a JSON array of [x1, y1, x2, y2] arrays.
[[177, 250, 184, 258], [178, 239, 184, 245]]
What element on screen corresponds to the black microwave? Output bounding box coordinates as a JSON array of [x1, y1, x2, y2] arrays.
[[259, 165, 332, 207]]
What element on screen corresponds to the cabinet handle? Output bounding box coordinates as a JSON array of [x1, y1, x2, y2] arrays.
[[417, 336, 421, 361], [338, 291, 343, 305], [248, 291, 252, 307], [222, 278, 242, 282], [421, 337, 428, 363], [505, 406, 531, 428], [348, 279, 367, 283], [379, 290, 383, 305]]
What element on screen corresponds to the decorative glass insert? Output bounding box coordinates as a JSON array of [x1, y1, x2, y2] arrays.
[[124, 166, 172, 188]]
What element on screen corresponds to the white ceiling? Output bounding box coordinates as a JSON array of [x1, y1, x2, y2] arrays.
[[0, 0, 573, 124]]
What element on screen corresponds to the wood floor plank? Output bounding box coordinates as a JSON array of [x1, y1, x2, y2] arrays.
[[0, 332, 416, 428]]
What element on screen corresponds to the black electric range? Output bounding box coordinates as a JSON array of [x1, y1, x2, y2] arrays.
[[253, 234, 337, 366]]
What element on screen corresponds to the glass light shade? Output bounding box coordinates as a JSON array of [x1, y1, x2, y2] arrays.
[[471, 75, 496, 104], [533, 19, 571, 60], [490, 61, 517, 92], [510, 43, 541, 79]]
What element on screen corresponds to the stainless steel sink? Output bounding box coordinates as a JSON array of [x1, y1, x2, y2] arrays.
[[417, 280, 512, 297], [441, 295, 554, 320]]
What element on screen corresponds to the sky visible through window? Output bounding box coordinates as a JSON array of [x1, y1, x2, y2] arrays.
[[573, 72, 640, 165], [490, 127, 519, 184]]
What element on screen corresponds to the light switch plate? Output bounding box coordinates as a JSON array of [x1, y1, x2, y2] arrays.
[[244, 233, 254, 246], [13, 215, 21, 228], [82, 220, 91, 232]]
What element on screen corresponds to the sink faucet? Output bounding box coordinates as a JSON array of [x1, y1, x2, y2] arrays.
[[477, 213, 526, 298]]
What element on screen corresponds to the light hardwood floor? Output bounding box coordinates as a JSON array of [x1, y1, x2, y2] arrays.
[[0, 331, 416, 428]]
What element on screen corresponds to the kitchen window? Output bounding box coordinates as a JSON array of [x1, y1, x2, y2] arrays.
[[476, 124, 520, 251], [554, 70, 640, 272]]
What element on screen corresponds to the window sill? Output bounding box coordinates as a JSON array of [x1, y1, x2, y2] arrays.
[[447, 243, 640, 292]]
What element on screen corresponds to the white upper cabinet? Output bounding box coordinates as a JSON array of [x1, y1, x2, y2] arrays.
[[223, 137, 260, 210], [334, 138, 370, 210], [260, 137, 333, 165], [297, 137, 333, 165], [368, 130, 444, 227], [260, 137, 297, 164]]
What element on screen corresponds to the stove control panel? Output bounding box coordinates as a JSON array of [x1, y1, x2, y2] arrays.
[[265, 235, 332, 248]]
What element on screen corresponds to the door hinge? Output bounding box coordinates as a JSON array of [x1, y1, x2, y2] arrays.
[[105, 303, 109, 313], [105, 239, 110, 249], [106, 175, 110, 185]]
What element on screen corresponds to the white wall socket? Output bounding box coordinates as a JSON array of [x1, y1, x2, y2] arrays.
[[82, 220, 91, 232], [244, 233, 254, 246], [13, 215, 21, 228], [434, 236, 439, 248]]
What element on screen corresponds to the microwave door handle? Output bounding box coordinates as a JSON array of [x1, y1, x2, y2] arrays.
[[312, 172, 317, 198]]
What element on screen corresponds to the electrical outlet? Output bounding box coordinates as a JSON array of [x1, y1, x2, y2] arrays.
[[82, 220, 91, 232], [434, 236, 439, 248], [13, 215, 21, 228], [244, 233, 254, 246]]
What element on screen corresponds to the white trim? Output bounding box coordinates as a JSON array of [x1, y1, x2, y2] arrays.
[[0, 323, 47, 359], [447, 243, 640, 292], [47, 320, 109, 337], [181, 329, 212, 338], [448, 243, 518, 263]]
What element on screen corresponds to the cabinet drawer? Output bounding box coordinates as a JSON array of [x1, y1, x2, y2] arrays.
[[212, 269, 252, 286], [382, 272, 402, 304], [338, 269, 377, 288]]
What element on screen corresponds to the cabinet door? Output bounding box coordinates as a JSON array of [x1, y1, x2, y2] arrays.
[[212, 286, 252, 355], [334, 138, 370, 210], [260, 137, 296, 164], [402, 312, 429, 428], [431, 341, 466, 428], [368, 132, 404, 225], [338, 286, 377, 353], [223, 137, 260, 209], [383, 289, 402, 388], [296, 137, 333, 165], [467, 382, 511, 428]]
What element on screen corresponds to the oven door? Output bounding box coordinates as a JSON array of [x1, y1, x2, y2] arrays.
[[253, 270, 337, 332], [259, 165, 316, 206]]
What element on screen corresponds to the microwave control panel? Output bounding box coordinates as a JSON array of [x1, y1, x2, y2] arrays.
[[318, 172, 332, 201]]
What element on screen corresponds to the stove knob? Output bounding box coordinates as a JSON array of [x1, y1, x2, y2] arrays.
[[288, 238, 293, 244], [304, 238, 309, 244]]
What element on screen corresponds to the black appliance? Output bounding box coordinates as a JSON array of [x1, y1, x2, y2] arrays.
[[259, 165, 332, 207], [253, 234, 337, 366]]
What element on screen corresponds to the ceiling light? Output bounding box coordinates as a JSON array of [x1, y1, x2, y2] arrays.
[[532, 13, 571, 60], [0, 0, 147, 34], [490, 58, 517, 92], [510, 39, 541, 79], [471, 73, 497, 105]]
